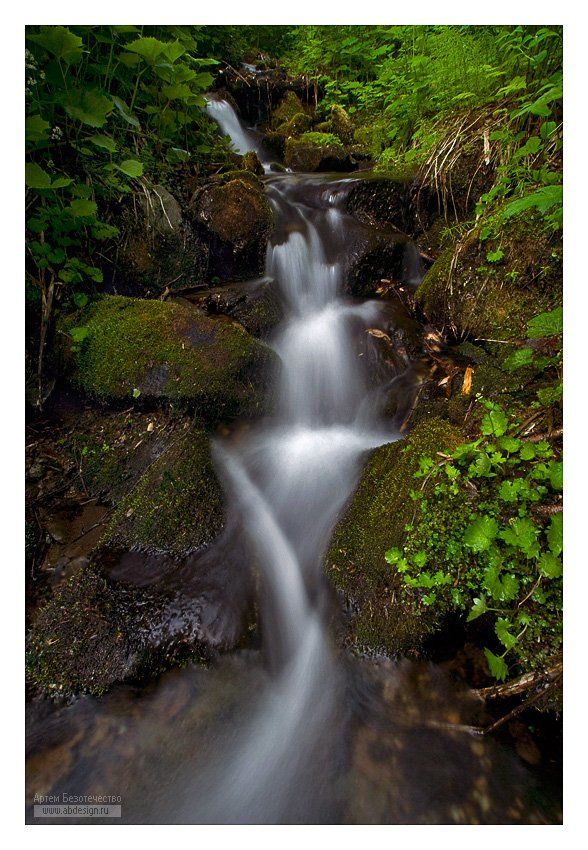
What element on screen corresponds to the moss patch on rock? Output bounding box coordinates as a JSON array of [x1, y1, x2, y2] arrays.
[[191, 177, 274, 248], [102, 429, 223, 555], [63, 295, 274, 419], [416, 210, 562, 341], [284, 133, 349, 172], [272, 91, 308, 126], [327, 418, 462, 655]]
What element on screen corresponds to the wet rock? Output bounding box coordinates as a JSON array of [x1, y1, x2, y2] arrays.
[[344, 174, 414, 232], [118, 184, 208, 296], [284, 133, 353, 172], [189, 176, 275, 281], [186, 278, 282, 337], [416, 209, 562, 342], [326, 418, 462, 655], [241, 150, 264, 175], [26, 542, 253, 697], [61, 295, 276, 421]]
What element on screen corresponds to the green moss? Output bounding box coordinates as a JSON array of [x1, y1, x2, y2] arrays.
[[299, 131, 343, 147], [103, 429, 223, 555], [416, 209, 562, 341], [275, 112, 312, 138], [327, 418, 462, 654], [63, 295, 274, 418], [330, 104, 354, 144], [272, 91, 307, 126]]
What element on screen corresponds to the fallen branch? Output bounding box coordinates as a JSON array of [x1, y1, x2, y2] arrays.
[[473, 661, 562, 701]]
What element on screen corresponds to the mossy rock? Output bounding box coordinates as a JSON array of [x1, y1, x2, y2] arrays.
[[191, 177, 274, 248], [272, 91, 307, 126], [327, 418, 462, 655], [275, 111, 312, 138], [416, 210, 562, 341], [63, 295, 275, 420], [102, 429, 223, 556], [330, 104, 354, 144], [241, 150, 264, 175], [284, 133, 350, 172]]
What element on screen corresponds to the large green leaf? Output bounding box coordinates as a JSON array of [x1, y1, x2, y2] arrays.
[[125, 36, 167, 64], [67, 199, 98, 217], [547, 512, 563, 556], [28, 26, 83, 63], [527, 307, 563, 338], [112, 96, 141, 128], [64, 89, 113, 128], [495, 617, 517, 650], [26, 115, 51, 143], [25, 162, 51, 189], [499, 517, 540, 557], [480, 408, 508, 437], [116, 159, 143, 178], [538, 552, 562, 579], [88, 134, 117, 152]]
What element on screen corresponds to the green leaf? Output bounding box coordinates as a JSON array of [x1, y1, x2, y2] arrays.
[[73, 292, 89, 309], [69, 326, 89, 343], [537, 383, 563, 405], [495, 618, 517, 650], [25, 162, 51, 189], [132, 387, 141, 399], [28, 26, 83, 63], [481, 408, 508, 437], [26, 115, 51, 143], [547, 512, 563, 556], [467, 596, 488, 622], [527, 307, 563, 338], [463, 515, 499, 552], [484, 648, 508, 681], [538, 552, 562, 579], [125, 36, 167, 64], [64, 89, 113, 128], [88, 134, 117, 152], [67, 199, 98, 218], [384, 548, 402, 565], [499, 517, 540, 557], [498, 435, 522, 453], [548, 461, 563, 490], [112, 96, 141, 128], [486, 248, 504, 263], [503, 186, 562, 222], [116, 159, 143, 178], [503, 348, 534, 372]]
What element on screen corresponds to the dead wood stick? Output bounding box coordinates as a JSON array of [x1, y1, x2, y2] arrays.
[[474, 661, 563, 701]]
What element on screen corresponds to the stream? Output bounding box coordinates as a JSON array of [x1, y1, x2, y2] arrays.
[[25, 97, 559, 825]]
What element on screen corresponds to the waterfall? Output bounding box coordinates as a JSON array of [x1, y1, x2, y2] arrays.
[[184, 116, 399, 822], [204, 96, 273, 172]]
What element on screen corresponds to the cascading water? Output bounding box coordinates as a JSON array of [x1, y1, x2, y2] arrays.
[[204, 95, 273, 172], [25, 97, 558, 827]]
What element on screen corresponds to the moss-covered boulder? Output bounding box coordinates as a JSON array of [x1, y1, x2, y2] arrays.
[[272, 91, 308, 127], [102, 430, 223, 555], [190, 177, 275, 280], [284, 132, 351, 172], [416, 210, 562, 341], [63, 295, 275, 420], [330, 104, 354, 144], [327, 418, 462, 654], [275, 111, 312, 139]]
